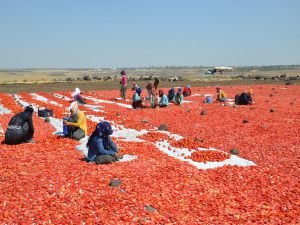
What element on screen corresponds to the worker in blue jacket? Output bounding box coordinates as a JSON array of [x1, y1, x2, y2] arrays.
[[174, 88, 184, 105], [132, 88, 143, 109], [158, 89, 169, 107], [86, 121, 121, 164]]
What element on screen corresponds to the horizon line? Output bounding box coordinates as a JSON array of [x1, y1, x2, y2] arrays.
[[0, 64, 300, 70]]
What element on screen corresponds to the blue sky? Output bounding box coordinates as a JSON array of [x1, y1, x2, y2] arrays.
[[0, 0, 299, 68]]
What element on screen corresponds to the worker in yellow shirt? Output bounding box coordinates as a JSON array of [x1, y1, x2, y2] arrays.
[[63, 101, 87, 140], [216, 87, 227, 102]]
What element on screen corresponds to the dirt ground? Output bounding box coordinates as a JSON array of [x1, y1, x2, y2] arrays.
[[0, 79, 298, 93]]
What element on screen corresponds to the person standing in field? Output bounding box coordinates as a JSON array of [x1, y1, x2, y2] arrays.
[[150, 86, 159, 108], [153, 78, 159, 92], [146, 81, 153, 100], [72, 87, 86, 104], [120, 70, 127, 99]]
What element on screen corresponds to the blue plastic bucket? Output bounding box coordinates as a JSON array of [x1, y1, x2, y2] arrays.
[[205, 96, 213, 103]]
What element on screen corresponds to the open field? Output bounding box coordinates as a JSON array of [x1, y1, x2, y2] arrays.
[[0, 84, 299, 224], [0, 65, 299, 84], [0, 65, 299, 93], [0, 79, 299, 94]]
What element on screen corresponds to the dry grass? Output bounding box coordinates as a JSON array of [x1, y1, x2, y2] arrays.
[[0, 67, 299, 93]]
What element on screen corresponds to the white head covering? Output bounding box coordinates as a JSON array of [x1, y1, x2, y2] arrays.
[[68, 101, 79, 113], [72, 87, 81, 97]]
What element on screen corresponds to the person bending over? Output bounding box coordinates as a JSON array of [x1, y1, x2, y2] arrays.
[[72, 87, 86, 104], [5, 105, 35, 144], [235, 89, 253, 105]]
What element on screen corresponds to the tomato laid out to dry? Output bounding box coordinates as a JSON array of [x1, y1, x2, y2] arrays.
[[0, 84, 299, 224]]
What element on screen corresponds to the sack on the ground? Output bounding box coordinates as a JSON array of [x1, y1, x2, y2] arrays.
[[38, 107, 53, 118]]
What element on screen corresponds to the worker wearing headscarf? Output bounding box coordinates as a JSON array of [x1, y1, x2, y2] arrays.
[[235, 89, 253, 105], [5, 105, 35, 144], [183, 84, 192, 97], [132, 88, 143, 109], [72, 87, 86, 104], [216, 87, 227, 102], [174, 88, 184, 105], [64, 101, 87, 140], [168, 87, 175, 102], [86, 121, 120, 163], [120, 70, 127, 99], [158, 89, 169, 107]]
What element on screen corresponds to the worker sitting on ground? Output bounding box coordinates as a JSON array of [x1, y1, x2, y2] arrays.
[[183, 85, 192, 97], [72, 87, 86, 104], [132, 88, 143, 109], [63, 101, 87, 140], [216, 87, 227, 102], [158, 89, 169, 107], [174, 88, 184, 105], [86, 121, 122, 164], [167, 87, 175, 102], [235, 89, 254, 105], [5, 105, 35, 145]]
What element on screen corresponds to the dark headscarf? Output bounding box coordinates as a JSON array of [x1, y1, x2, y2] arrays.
[[96, 121, 113, 137], [120, 70, 126, 76], [87, 121, 113, 148], [136, 88, 142, 95], [168, 87, 175, 95], [25, 105, 34, 114]]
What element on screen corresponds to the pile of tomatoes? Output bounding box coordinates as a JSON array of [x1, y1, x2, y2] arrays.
[[137, 132, 171, 142], [187, 150, 230, 163], [170, 137, 207, 149]]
